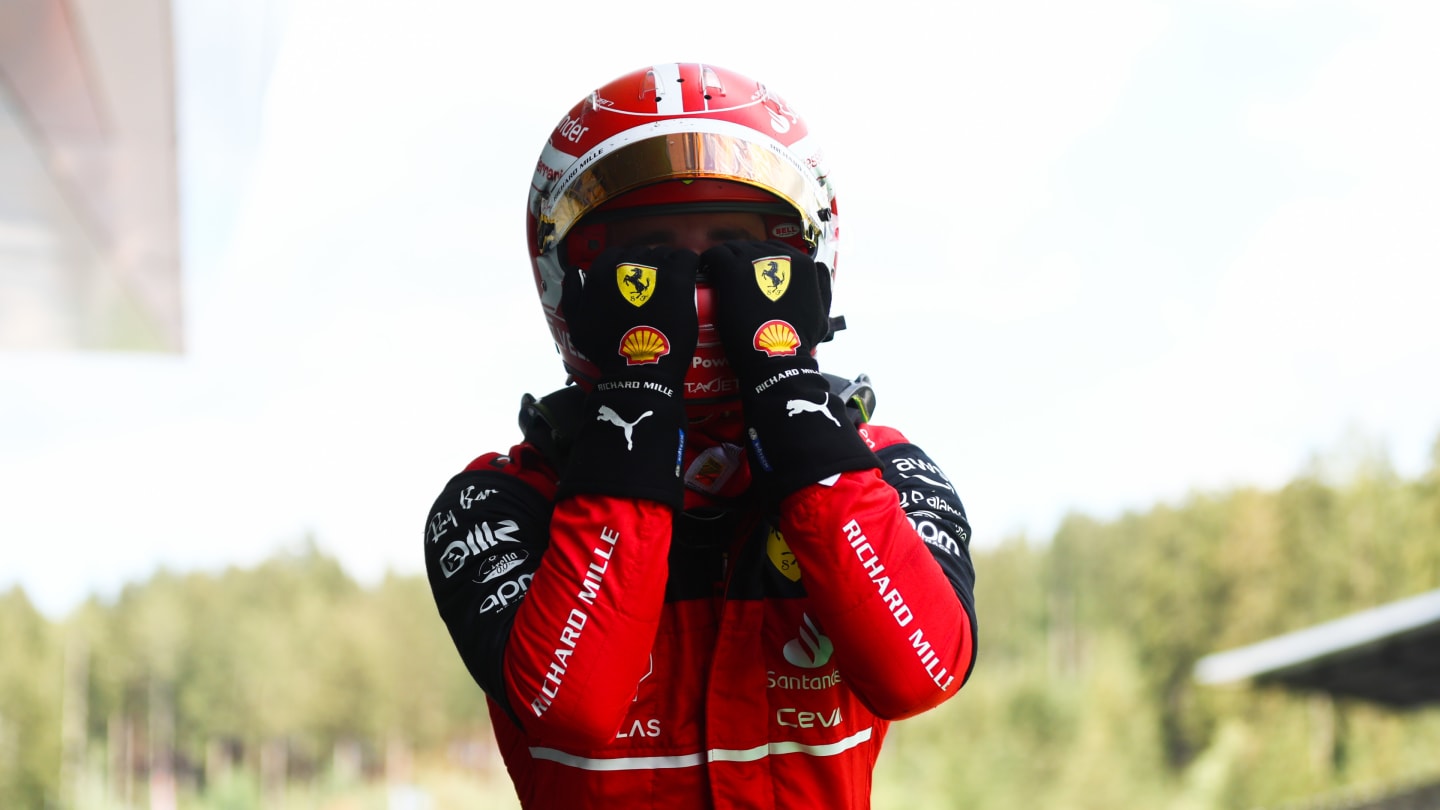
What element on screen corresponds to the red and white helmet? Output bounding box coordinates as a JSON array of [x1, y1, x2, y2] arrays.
[[527, 62, 839, 407]]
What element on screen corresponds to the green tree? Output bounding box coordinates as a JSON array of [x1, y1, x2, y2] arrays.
[[0, 586, 62, 807]]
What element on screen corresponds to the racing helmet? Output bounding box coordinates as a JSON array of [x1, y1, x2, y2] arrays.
[[527, 62, 839, 408]]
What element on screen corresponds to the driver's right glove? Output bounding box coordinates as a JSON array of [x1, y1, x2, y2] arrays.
[[558, 245, 699, 509]]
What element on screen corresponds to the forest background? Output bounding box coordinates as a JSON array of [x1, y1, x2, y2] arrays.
[[3, 438, 1438, 809]]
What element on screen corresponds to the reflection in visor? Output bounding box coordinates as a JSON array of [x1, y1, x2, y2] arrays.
[[539, 132, 827, 253]]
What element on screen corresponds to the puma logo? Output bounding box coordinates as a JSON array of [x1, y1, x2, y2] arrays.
[[785, 396, 841, 427], [596, 405, 653, 450]]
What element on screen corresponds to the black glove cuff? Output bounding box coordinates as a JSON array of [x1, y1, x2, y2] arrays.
[[557, 384, 687, 510], [741, 367, 880, 500]]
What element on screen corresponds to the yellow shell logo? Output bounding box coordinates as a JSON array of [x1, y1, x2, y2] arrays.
[[617, 263, 657, 307], [619, 326, 670, 365], [766, 527, 801, 582], [753, 320, 800, 357], [752, 256, 791, 302]]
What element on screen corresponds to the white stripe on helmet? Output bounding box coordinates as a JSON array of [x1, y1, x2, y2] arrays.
[[652, 63, 684, 115]]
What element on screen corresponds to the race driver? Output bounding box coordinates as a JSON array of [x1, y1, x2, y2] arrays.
[[424, 62, 977, 809]]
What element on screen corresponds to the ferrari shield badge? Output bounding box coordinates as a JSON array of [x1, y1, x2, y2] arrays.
[[767, 527, 801, 582], [753, 256, 790, 301], [617, 263, 657, 307]]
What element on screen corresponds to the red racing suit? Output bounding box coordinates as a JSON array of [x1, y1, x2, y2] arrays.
[[424, 386, 977, 809]]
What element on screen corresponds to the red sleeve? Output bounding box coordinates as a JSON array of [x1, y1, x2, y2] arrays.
[[780, 466, 976, 719], [500, 494, 673, 748]]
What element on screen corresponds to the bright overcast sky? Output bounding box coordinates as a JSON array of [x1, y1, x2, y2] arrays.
[[3, 0, 1438, 618]]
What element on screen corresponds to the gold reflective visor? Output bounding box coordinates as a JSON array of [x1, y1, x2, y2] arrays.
[[539, 132, 827, 254]]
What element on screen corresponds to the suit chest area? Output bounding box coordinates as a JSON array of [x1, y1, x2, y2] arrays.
[[610, 516, 868, 751]]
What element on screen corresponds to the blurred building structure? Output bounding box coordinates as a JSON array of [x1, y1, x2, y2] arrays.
[[1196, 587, 1440, 810], [1195, 588, 1440, 707], [0, 0, 181, 351]]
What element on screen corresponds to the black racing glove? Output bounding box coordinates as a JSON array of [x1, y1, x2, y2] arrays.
[[558, 245, 699, 509], [702, 240, 878, 500]]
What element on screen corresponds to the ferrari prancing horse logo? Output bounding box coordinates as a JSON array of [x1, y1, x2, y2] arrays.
[[618, 263, 657, 306], [767, 527, 801, 582], [753, 256, 790, 301]]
